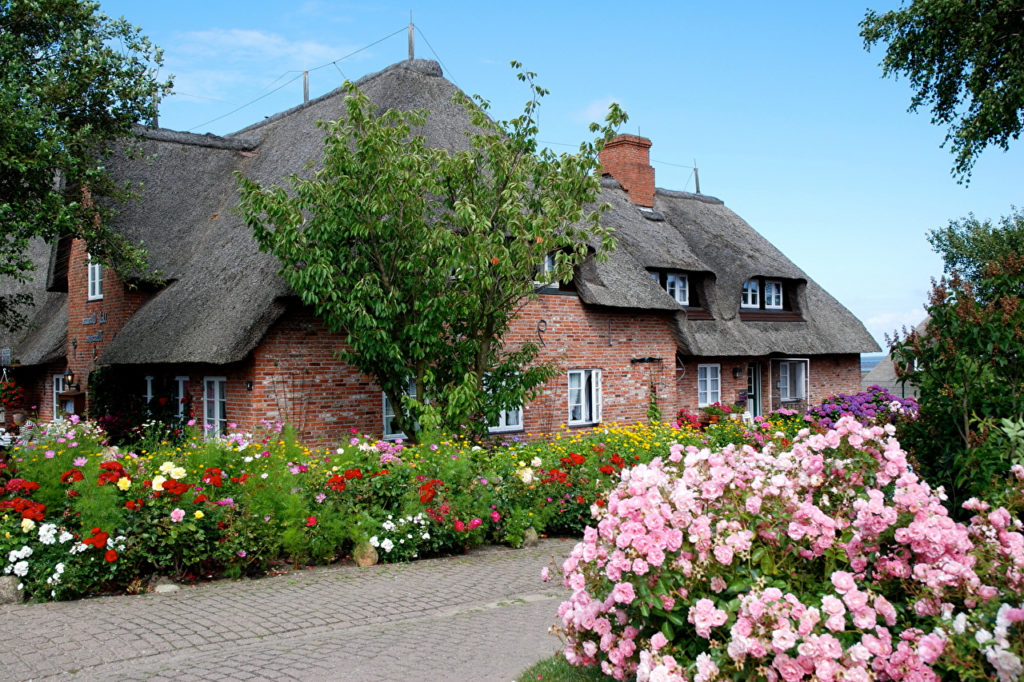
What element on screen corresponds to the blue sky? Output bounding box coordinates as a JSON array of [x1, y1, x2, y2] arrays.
[[98, 0, 1024, 353]]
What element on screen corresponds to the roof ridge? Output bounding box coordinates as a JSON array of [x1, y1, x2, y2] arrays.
[[655, 187, 724, 205], [136, 126, 260, 151], [228, 59, 444, 137]]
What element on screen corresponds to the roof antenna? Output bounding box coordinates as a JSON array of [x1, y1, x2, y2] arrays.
[[408, 11, 414, 60]]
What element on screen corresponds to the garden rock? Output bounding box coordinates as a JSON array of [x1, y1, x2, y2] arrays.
[[352, 542, 378, 568], [521, 527, 539, 547], [0, 575, 24, 604], [148, 576, 180, 594]]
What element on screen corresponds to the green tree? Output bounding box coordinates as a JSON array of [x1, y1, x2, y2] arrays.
[[861, 0, 1024, 181], [927, 207, 1024, 286], [891, 253, 1024, 515], [238, 65, 625, 441], [0, 0, 171, 329]]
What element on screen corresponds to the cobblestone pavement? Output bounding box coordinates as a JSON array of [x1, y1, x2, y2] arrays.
[[0, 539, 579, 681]]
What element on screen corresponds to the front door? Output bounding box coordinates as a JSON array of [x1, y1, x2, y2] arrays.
[[746, 362, 762, 417]]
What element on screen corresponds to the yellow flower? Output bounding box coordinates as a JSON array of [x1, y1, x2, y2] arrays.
[[194, 510, 204, 519], [151, 475, 166, 491], [21, 518, 36, 533], [170, 466, 187, 480], [116, 477, 132, 491], [158, 461, 175, 474]]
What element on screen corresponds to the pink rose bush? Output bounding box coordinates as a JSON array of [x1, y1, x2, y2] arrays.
[[555, 416, 1024, 681]]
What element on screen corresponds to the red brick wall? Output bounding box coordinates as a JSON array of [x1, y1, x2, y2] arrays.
[[38, 246, 866, 446], [182, 293, 682, 446], [599, 134, 655, 207], [673, 355, 863, 421], [65, 238, 149, 409], [109, 297, 864, 447], [504, 293, 679, 435]]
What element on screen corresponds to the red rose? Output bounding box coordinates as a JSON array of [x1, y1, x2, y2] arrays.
[[104, 549, 118, 562], [306, 516, 317, 527]]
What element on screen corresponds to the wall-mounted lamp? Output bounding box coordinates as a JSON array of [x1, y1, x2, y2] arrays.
[[732, 366, 742, 379], [246, 381, 253, 391], [63, 368, 80, 392]]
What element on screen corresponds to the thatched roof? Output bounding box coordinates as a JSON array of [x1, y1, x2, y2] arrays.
[[99, 59, 473, 366], [3, 58, 878, 368], [0, 238, 66, 367], [577, 180, 878, 355]]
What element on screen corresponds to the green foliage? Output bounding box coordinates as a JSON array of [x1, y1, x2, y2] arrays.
[[928, 207, 1024, 286], [890, 253, 1024, 515], [237, 63, 626, 441], [861, 0, 1024, 181], [0, 0, 172, 329], [3, 416, 806, 601]]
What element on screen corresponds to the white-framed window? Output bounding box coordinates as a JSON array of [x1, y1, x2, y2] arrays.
[[568, 369, 602, 426], [741, 280, 759, 308], [697, 364, 721, 407], [779, 360, 808, 402], [383, 379, 417, 440], [143, 376, 154, 403], [666, 273, 688, 305], [175, 376, 190, 418], [203, 376, 227, 437], [488, 405, 524, 433], [764, 280, 783, 309], [52, 374, 66, 419], [535, 252, 558, 286], [87, 254, 103, 301]]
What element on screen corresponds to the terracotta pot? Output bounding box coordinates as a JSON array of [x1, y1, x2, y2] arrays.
[[709, 415, 720, 424]]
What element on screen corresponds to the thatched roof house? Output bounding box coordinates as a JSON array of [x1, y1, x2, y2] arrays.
[[2, 59, 878, 440]]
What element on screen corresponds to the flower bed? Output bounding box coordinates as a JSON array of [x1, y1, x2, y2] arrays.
[[0, 416, 723, 601], [554, 416, 1024, 681]]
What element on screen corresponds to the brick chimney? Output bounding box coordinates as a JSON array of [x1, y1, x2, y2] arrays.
[[598, 134, 655, 207]]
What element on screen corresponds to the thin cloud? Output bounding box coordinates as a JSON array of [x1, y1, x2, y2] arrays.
[[573, 96, 623, 124], [173, 28, 351, 67], [864, 309, 927, 348]]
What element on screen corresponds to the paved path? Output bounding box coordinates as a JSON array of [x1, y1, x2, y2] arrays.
[[0, 539, 579, 681]]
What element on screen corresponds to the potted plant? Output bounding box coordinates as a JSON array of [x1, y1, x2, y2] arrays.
[[701, 401, 733, 423]]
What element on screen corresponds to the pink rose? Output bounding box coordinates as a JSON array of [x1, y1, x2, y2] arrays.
[[829, 570, 856, 594], [612, 581, 636, 604], [170, 508, 185, 523], [713, 544, 734, 566]]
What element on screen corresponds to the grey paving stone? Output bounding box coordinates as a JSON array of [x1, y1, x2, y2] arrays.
[[0, 539, 576, 681]]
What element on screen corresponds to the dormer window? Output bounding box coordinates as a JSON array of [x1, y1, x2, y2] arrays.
[[87, 254, 103, 301], [541, 252, 556, 274], [741, 280, 759, 308], [666, 274, 688, 305], [764, 280, 783, 309], [649, 270, 689, 306], [740, 277, 801, 320]]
